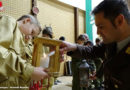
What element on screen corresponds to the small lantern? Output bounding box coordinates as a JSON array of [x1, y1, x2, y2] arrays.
[[32, 37, 62, 76], [30, 37, 62, 90], [79, 59, 90, 88]]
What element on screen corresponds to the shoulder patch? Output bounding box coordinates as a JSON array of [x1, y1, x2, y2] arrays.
[[126, 47, 130, 54]]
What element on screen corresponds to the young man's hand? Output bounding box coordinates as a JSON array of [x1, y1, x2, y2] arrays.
[[60, 41, 77, 53]]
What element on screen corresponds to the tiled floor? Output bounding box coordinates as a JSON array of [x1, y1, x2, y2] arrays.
[[52, 76, 72, 90]]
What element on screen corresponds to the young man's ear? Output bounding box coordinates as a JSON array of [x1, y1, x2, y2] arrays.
[[115, 14, 124, 27], [23, 18, 31, 24]]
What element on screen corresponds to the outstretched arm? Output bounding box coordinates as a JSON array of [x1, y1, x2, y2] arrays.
[[60, 41, 106, 59]]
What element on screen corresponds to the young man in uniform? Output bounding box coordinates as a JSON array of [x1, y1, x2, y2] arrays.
[[60, 0, 130, 89], [0, 14, 49, 88]]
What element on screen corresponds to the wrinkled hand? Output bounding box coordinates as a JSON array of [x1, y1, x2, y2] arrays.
[[31, 67, 49, 81]]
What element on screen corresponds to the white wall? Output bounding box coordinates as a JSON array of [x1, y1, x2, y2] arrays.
[[91, 0, 103, 44], [57, 0, 85, 10]]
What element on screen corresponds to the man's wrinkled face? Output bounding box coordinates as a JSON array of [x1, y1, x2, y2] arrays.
[[95, 12, 119, 44], [20, 18, 40, 40]]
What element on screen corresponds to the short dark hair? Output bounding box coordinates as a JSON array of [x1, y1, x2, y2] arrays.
[[59, 36, 65, 41], [77, 34, 86, 41], [42, 26, 53, 38], [95, 38, 101, 43], [92, 0, 130, 26]]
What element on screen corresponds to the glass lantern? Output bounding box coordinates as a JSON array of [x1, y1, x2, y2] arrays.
[[30, 37, 62, 90], [79, 59, 90, 88]]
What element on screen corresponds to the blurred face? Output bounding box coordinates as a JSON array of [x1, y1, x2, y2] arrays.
[[42, 34, 51, 39], [85, 43, 91, 46], [19, 18, 40, 40], [95, 12, 120, 44], [96, 41, 100, 45], [77, 40, 84, 45]]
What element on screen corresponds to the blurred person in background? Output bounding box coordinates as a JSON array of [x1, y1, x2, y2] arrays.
[[68, 34, 89, 90]]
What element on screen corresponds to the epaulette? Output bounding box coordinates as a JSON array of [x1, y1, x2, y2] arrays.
[[125, 42, 130, 54]]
